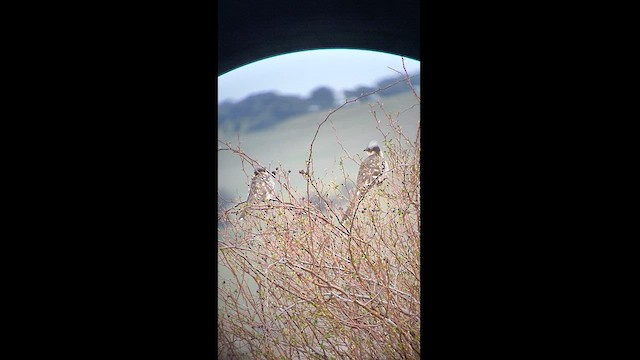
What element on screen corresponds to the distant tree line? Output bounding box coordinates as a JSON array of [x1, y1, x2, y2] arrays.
[[343, 72, 420, 99], [219, 72, 419, 133]]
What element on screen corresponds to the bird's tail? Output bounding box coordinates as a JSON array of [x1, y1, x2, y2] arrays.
[[341, 199, 357, 225]]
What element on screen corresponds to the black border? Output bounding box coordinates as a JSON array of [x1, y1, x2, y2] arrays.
[[34, 0, 588, 357]]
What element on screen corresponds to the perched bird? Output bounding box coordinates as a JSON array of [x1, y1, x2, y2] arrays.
[[239, 167, 276, 220], [341, 140, 388, 224]]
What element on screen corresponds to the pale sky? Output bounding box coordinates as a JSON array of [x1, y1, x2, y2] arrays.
[[218, 49, 420, 104]]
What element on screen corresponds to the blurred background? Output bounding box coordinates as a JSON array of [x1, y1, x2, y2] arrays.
[[218, 49, 421, 214]]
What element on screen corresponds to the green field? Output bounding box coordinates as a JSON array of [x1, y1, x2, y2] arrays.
[[218, 90, 421, 207]]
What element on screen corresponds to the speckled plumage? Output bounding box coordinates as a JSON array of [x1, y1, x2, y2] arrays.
[[341, 141, 387, 224], [239, 167, 276, 220]]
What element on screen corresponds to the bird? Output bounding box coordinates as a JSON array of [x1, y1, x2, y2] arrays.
[[238, 167, 276, 220], [341, 140, 388, 225]]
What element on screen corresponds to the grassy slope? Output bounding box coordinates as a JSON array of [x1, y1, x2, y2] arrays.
[[218, 91, 420, 206]]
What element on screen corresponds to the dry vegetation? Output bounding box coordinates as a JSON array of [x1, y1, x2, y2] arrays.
[[218, 62, 421, 359]]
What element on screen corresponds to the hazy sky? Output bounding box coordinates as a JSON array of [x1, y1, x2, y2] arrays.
[[218, 49, 420, 104]]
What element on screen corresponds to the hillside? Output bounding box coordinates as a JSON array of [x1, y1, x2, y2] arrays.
[[218, 90, 421, 210], [218, 72, 420, 133]]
